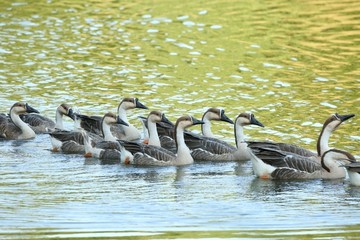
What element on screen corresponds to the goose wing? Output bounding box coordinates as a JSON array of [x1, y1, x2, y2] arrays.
[[75, 114, 103, 136], [184, 131, 236, 154], [95, 141, 121, 150], [248, 141, 317, 158], [20, 114, 55, 133], [159, 135, 177, 153], [60, 140, 85, 153], [119, 140, 175, 161], [271, 167, 317, 179], [0, 117, 22, 139], [191, 148, 236, 161], [49, 130, 103, 145], [253, 147, 322, 172], [99, 149, 121, 162]]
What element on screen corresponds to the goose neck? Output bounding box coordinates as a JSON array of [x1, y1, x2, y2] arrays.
[[147, 120, 160, 146], [54, 110, 64, 129], [201, 118, 214, 138], [235, 124, 245, 148], [102, 121, 116, 141], [317, 126, 331, 156], [10, 111, 35, 139]]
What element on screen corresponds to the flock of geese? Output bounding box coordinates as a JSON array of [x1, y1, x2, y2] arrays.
[[0, 98, 359, 186]]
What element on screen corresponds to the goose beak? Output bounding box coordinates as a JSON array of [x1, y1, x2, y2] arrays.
[[161, 114, 174, 126], [67, 108, 76, 120], [250, 116, 264, 127], [25, 103, 40, 114], [117, 116, 129, 126], [191, 116, 205, 126], [220, 112, 234, 124], [337, 113, 355, 122], [135, 99, 148, 110]]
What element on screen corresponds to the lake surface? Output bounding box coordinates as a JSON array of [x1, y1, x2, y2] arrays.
[[0, 0, 359, 239]]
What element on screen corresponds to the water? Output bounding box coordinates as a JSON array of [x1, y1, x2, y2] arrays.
[[0, 0, 360, 238]]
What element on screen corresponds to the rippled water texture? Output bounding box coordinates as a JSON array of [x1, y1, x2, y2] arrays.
[[0, 0, 360, 239]]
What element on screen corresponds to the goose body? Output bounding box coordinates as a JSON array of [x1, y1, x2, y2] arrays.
[[342, 162, 360, 186], [77, 97, 148, 141], [49, 112, 128, 153], [156, 108, 234, 154], [20, 103, 75, 133], [248, 113, 355, 160], [249, 148, 355, 180], [122, 115, 204, 166], [0, 102, 40, 140], [83, 131, 133, 164], [190, 113, 264, 161]]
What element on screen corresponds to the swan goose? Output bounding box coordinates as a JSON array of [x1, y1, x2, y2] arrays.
[[77, 97, 148, 141], [20, 103, 75, 133], [0, 102, 40, 140], [49, 112, 128, 153], [82, 130, 133, 164], [190, 112, 264, 161], [249, 147, 355, 180], [120, 115, 204, 166], [82, 110, 172, 162], [155, 107, 234, 154], [248, 113, 355, 160]]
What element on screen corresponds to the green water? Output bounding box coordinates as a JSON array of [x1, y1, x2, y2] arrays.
[[0, 0, 360, 238]]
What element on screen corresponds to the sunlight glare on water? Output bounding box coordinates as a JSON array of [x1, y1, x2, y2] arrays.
[[0, 0, 360, 238]]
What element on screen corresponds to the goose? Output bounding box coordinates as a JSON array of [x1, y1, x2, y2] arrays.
[[120, 115, 204, 166], [49, 112, 128, 153], [77, 97, 148, 141], [0, 102, 40, 140], [249, 147, 356, 180], [190, 113, 264, 161], [341, 162, 360, 186], [155, 107, 234, 153], [248, 113, 355, 160], [142, 110, 173, 146], [20, 103, 75, 133], [82, 130, 133, 165], [137, 111, 175, 147]]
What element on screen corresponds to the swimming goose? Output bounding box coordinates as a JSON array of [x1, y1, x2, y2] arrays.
[[190, 113, 264, 161], [0, 102, 40, 140], [138, 111, 175, 147], [49, 112, 128, 153], [120, 115, 204, 166], [249, 147, 355, 180], [248, 113, 355, 159], [82, 130, 133, 164], [155, 108, 234, 153], [20, 103, 75, 133], [341, 161, 360, 186], [77, 97, 148, 141]]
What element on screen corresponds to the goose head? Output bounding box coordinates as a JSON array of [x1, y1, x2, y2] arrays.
[[57, 103, 75, 120], [101, 112, 129, 127], [10, 102, 39, 115], [148, 110, 172, 125], [317, 113, 355, 156], [118, 97, 148, 111], [202, 108, 234, 124], [321, 149, 356, 173], [235, 113, 264, 128], [176, 115, 205, 130], [323, 113, 355, 132]]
